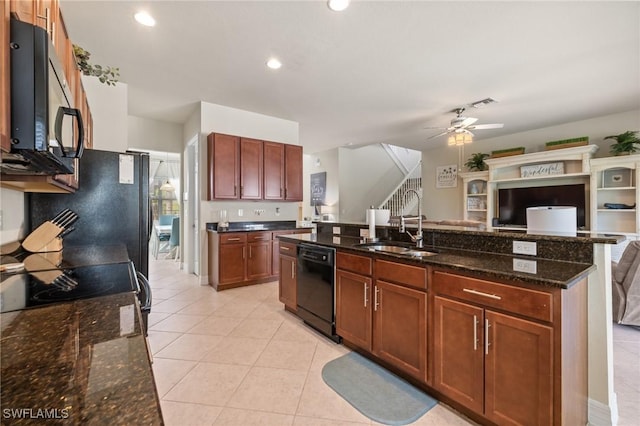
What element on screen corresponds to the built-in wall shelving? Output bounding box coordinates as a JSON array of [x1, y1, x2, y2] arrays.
[[459, 171, 489, 223]]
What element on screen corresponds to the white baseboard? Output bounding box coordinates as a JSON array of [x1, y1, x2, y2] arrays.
[[588, 393, 618, 426]]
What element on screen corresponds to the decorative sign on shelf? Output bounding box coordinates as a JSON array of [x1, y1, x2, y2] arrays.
[[520, 162, 564, 178], [436, 165, 458, 188]]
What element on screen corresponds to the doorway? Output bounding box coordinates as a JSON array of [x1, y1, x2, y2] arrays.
[[186, 137, 199, 276]]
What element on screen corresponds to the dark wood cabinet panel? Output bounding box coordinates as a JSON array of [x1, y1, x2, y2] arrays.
[[373, 280, 427, 381], [218, 243, 246, 284], [284, 144, 303, 201], [279, 253, 297, 311], [240, 138, 263, 200], [484, 311, 553, 426], [433, 296, 484, 413], [207, 133, 239, 200], [336, 269, 373, 351], [264, 141, 284, 200], [247, 241, 271, 280]]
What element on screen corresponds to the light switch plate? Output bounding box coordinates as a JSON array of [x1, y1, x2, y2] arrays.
[[513, 258, 537, 274], [513, 240, 537, 256]]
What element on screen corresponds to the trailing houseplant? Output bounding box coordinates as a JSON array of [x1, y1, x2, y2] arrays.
[[464, 152, 490, 172], [73, 44, 120, 86], [605, 130, 640, 155]]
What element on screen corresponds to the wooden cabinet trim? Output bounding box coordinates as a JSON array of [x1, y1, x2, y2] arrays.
[[336, 251, 373, 276], [432, 270, 553, 323], [219, 232, 247, 244]]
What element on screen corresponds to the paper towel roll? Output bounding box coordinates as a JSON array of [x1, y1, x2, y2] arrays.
[[367, 209, 376, 240], [526, 206, 577, 236]]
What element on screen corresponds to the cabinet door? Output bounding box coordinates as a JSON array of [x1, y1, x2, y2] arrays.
[[284, 144, 303, 201], [247, 241, 271, 280], [484, 310, 553, 426], [373, 280, 427, 381], [207, 133, 239, 200], [433, 296, 484, 413], [336, 269, 372, 351], [1, 0, 10, 153], [219, 243, 245, 284], [240, 138, 263, 200], [279, 255, 297, 311], [264, 141, 285, 200]]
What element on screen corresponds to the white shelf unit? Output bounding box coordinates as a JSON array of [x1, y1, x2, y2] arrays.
[[484, 145, 599, 230], [459, 171, 489, 222], [590, 156, 640, 236]]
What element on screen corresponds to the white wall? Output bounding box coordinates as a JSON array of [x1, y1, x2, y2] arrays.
[[339, 144, 406, 222], [422, 109, 640, 221], [128, 115, 183, 153], [82, 75, 128, 152], [0, 188, 25, 244]]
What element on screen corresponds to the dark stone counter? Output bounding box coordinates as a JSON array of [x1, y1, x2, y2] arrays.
[[279, 233, 596, 289], [0, 292, 163, 425], [206, 221, 311, 232]]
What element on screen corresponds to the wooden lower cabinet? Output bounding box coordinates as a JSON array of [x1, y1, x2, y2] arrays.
[[373, 279, 427, 382], [432, 269, 586, 426], [247, 240, 271, 280], [335, 252, 427, 382], [278, 241, 298, 311], [219, 241, 246, 285], [336, 269, 373, 350]]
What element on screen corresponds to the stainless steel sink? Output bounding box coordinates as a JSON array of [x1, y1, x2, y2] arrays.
[[358, 243, 438, 257], [364, 244, 412, 254]]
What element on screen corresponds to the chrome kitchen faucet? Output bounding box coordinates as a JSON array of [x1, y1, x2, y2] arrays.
[[399, 189, 424, 248]]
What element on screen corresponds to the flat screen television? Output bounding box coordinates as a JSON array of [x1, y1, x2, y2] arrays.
[[498, 184, 586, 228]]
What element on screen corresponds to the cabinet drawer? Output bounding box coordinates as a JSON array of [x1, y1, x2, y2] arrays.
[[220, 233, 247, 244], [337, 252, 373, 276], [248, 231, 272, 242], [432, 271, 553, 323], [279, 241, 298, 255], [376, 259, 427, 290]]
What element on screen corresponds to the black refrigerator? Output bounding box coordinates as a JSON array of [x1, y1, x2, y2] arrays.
[[28, 149, 150, 277]]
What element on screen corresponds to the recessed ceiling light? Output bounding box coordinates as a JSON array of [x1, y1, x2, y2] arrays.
[[328, 0, 350, 12], [134, 11, 156, 27], [266, 57, 282, 70]]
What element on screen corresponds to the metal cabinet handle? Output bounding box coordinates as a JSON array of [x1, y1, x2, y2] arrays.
[[374, 286, 380, 311], [249, 246, 252, 258], [242, 247, 246, 259], [227, 238, 241, 241], [281, 246, 290, 251], [473, 315, 478, 351], [37, 8, 52, 38], [485, 318, 491, 355], [291, 262, 295, 279], [463, 288, 502, 300], [364, 283, 368, 307]]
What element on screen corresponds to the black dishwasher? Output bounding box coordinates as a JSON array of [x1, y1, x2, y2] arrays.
[[297, 244, 340, 342]]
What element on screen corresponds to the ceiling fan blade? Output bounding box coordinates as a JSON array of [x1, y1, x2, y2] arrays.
[[459, 117, 478, 127], [468, 123, 504, 130], [427, 131, 449, 140], [422, 126, 448, 130]]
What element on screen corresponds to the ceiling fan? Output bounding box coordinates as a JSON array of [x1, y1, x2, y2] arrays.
[[426, 107, 504, 140]]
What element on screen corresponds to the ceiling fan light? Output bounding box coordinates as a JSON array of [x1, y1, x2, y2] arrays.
[[328, 0, 350, 12], [448, 135, 456, 146]]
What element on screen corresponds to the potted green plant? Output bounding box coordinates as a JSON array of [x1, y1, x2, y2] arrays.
[[605, 130, 640, 155], [464, 152, 490, 171], [73, 45, 120, 86]]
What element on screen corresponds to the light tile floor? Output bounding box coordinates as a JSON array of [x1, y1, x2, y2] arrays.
[[148, 258, 639, 425]]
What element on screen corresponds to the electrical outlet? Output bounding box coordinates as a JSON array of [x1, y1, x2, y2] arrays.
[[360, 229, 370, 238], [513, 240, 537, 256], [0, 209, 3, 230], [238, 209, 243, 217], [513, 258, 537, 274], [333, 226, 341, 235]]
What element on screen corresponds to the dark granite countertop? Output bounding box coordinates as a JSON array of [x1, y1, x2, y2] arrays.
[[279, 233, 596, 289], [206, 220, 312, 233], [0, 292, 163, 425]]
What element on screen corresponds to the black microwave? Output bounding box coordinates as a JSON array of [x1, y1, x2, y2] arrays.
[[1, 18, 84, 176]]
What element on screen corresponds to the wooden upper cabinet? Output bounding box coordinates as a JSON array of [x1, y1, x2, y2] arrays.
[[1, 0, 10, 153], [284, 144, 303, 201], [10, 0, 36, 25], [207, 133, 240, 200], [240, 138, 263, 200], [264, 141, 285, 200]]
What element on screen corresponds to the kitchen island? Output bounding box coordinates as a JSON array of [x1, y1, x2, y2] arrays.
[[278, 222, 623, 426]]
